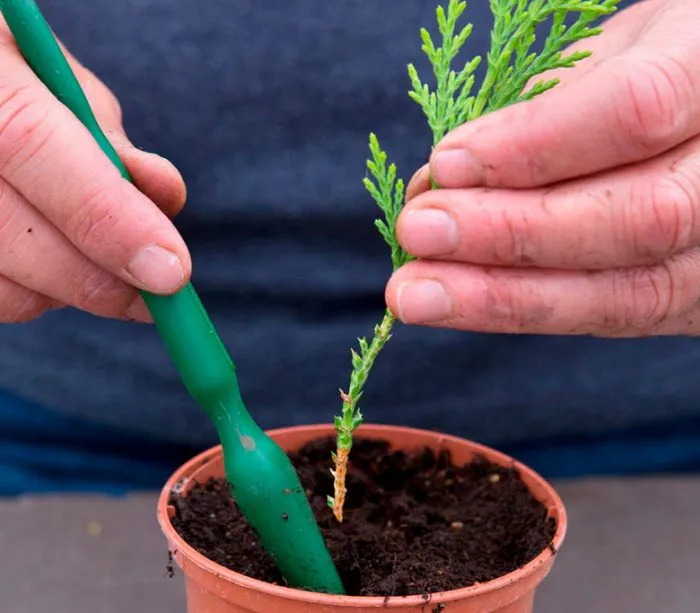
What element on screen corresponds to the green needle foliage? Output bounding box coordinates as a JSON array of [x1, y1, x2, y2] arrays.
[[330, 0, 619, 519]]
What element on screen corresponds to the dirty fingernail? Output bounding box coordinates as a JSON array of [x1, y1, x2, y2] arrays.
[[406, 165, 431, 201], [397, 279, 452, 323], [124, 296, 153, 323], [127, 245, 184, 294], [401, 209, 459, 256], [431, 149, 479, 187]]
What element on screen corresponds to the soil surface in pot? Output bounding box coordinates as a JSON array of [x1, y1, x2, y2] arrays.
[[170, 437, 556, 597]]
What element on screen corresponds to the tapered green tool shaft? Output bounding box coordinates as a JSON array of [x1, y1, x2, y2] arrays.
[[1, 0, 343, 594]]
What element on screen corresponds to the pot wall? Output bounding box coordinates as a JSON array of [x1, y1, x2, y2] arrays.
[[158, 424, 567, 612]]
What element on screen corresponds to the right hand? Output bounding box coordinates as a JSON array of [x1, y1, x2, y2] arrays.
[[0, 22, 191, 324]]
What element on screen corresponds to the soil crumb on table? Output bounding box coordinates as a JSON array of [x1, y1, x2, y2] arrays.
[[170, 437, 556, 597]]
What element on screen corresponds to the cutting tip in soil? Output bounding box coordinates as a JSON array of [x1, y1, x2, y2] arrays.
[[158, 424, 567, 612], [170, 436, 556, 598]]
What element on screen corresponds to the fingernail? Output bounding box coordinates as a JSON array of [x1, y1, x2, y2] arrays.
[[431, 149, 479, 187], [127, 245, 184, 294], [124, 296, 153, 323], [397, 279, 452, 323], [401, 209, 459, 256], [405, 164, 431, 201]]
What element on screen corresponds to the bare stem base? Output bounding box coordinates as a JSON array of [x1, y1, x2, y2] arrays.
[[331, 446, 350, 522], [331, 311, 395, 521]]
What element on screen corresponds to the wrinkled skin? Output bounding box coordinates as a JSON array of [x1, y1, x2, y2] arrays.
[[0, 19, 188, 323], [386, 0, 700, 337]]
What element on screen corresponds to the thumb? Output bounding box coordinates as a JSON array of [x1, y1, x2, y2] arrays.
[[429, 4, 699, 190]]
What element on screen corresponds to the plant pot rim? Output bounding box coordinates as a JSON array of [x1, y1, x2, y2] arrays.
[[158, 423, 567, 608]]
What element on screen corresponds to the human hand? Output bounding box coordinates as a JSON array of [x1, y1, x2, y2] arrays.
[[386, 0, 700, 337], [0, 22, 189, 323]]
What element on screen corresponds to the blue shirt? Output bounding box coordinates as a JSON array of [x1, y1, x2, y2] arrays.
[[3, 0, 697, 494]]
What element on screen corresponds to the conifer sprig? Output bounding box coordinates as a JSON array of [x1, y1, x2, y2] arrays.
[[366, 133, 412, 271], [330, 0, 619, 521], [474, 0, 621, 115]]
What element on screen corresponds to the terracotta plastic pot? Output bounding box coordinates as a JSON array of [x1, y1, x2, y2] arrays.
[[158, 424, 567, 612]]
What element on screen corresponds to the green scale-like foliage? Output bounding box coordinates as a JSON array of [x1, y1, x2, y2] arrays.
[[330, 0, 619, 514]]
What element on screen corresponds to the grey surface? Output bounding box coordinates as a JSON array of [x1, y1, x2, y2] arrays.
[[1, 478, 699, 613]]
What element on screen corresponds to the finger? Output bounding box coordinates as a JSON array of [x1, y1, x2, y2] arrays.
[[405, 164, 431, 202], [398, 136, 700, 269], [405, 6, 644, 213], [430, 43, 700, 189], [385, 252, 700, 337], [522, 0, 664, 92], [108, 132, 187, 219], [60, 46, 187, 218], [0, 48, 191, 295], [0, 176, 151, 322], [0, 274, 54, 323]]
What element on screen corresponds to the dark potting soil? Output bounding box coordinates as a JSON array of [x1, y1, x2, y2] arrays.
[[170, 437, 557, 597]]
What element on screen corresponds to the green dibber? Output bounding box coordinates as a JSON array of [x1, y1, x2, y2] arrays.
[[0, 0, 343, 594]]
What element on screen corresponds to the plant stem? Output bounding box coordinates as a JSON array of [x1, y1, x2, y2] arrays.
[[330, 0, 618, 524], [331, 309, 395, 521]]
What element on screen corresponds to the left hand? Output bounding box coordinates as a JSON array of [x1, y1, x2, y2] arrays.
[[385, 0, 700, 337]]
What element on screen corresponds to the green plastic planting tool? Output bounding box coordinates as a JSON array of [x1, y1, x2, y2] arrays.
[[0, 0, 344, 594]]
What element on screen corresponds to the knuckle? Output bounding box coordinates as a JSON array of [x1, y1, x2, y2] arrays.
[[614, 54, 694, 154], [0, 181, 21, 244], [1, 290, 48, 323], [604, 264, 677, 332], [626, 171, 698, 260], [74, 268, 129, 314], [0, 83, 55, 174], [489, 110, 548, 186], [65, 184, 121, 251], [481, 273, 530, 331], [488, 207, 538, 266]]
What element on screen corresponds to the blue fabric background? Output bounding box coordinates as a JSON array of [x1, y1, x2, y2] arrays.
[[2, 0, 697, 494]]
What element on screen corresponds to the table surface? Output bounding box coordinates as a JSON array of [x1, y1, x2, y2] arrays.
[[1, 477, 699, 613]]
